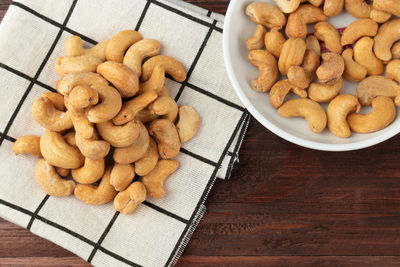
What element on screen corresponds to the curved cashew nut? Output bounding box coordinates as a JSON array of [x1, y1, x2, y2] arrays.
[[278, 99, 327, 133], [64, 132, 76, 146], [68, 85, 99, 111], [290, 49, 320, 88], [286, 4, 327, 38], [114, 182, 146, 215], [374, 19, 400, 62], [245, 2, 286, 29], [348, 96, 396, 133], [148, 96, 178, 122], [354, 37, 384, 75], [248, 50, 279, 92], [87, 84, 122, 123], [308, 0, 324, 7], [110, 164, 135, 191], [373, 0, 400, 17], [96, 120, 141, 148], [323, 0, 344, 17], [309, 78, 343, 103], [264, 29, 285, 58], [344, 0, 372, 18], [74, 167, 117, 205], [314, 22, 342, 54], [141, 160, 179, 199], [269, 80, 307, 109], [327, 94, 361, 138], [75, 132, 110, 160], [97, 61, 139, 98], [149, 119, 181, 159], [58, 72, 108, 96], [274, 0, 302, 13], [40, 130, 84, 169], [71, 158, 104, 184], [316, 53, 345, 85], [55, 55, 102, 77], [387, 60, 400, 83], [123, 39, 161, 76], [370, 9, 392, 24], [246, 25, 267, 50], [342, 48, 368, 82], [278, 38, 306, 76], [306, 35, 321, 56], [67, 109, 95, 139], [139, 65, 165, 95], [135, 109, 159, 123], [41, 92, 65, 111], [356, 76, 400, 106], [65, 36, 108, 61], [113, 122, 150, 164], [141, 55, 187, 82], [35, 159, 75, 197], [341, 19, 378, 46], [112, 92, 158, 125], [56, 167, 70, 177], [175, 106, 200, 143], [105, 30, 142, 63], [135, 137, 159, 176], [13, 135, 42, 158], [392, 42, 400, 59]]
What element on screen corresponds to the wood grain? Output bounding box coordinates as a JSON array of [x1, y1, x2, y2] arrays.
[[2, 0, 400, 266]]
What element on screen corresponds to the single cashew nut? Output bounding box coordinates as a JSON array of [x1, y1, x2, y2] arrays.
[[96, 120, 141, 148], [65, 36, 84, 57], [141, 160, 179, 199], [175, 106, 200, 143], [264, 29, 286, 58], [342, 48, 368, 82], [273, 0, 301, 13], [314, 21, 342, 54], [324, 0, 344, 17], [370, 9, 392, 23], [87, 83, 122, 123], [316, 53, 345, 84], [75, 132, 110, 160], [84, 41, 109, 61], [40, 130, 84, 169], [348, 96, 396, 133], [278, 38, 306, 76], [64, 132, 76, 147], [74, 167, 117, 205], [97, 61, 139, 98], [56, 167, 70, 177], [13, 135, 42, 158], [58, 72, 108, 96], [135, 109, 159, 123], [392, 42, 400, 59], [110, 164, 135, 191], [35, 159, 75, 197], [306, 35, 321, 56], [373, 0, 400, 17], [67, 109, 95, 139], [245, 2, 287, 29], [71, 158, 104, 185], [344, 0, 372, 18], [374, 19, 400, 62], [114, 182, 146, 215], [68, 85, 99, 111], [387, 59, 400, 83], [286, 4, 327, 38], [269, 80, 307, 109], [287, 66, 310, 89], [248, 50, 279, 92], [41, 92, 65, 111], [148, 96, 179, 122], [246, 25, 267, 50], [309, 78, 343, 103], [356, 75, 400, 105], [141, 55, 187, 82], [327, 94, 361, 138], [105, 30, 142, 63], [135, 137, 159, 176], [354, 37, 384, 75], [149, 119, 181, 159], [55, 55, 102, 77], [123, 39, 161, 76], [308, 0, 324, 7], [139, 65, 165, 95]]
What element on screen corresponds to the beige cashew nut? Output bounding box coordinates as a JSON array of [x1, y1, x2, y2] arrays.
[[55, 55, 103, 77], [75, 132, 110, 160], [114, 182, 146, 215], [175, 106, 200, 143], [139, 64, 165, 95], [264, 29, 286, 58], [314, 21, 342, 54], [248, 49, 279, 92], [71, 158, 105, 185], [149, 119, 181, 159], [141, 55, 187, 82], [135, 137, 159, 176], [13, 135, 42, 158], [356, 75, 400, 106], [309, 78, 343, 103], [344, 0, 372, 18], [87, 83, 122, 123], [58, 72, 108, 96], [110, 164, 135, 192], [269, 80, 306, 109], [96, 120, 141, 148], [374, 19, 400, 62], [105, 30, 142, 63], [246, 25, 267, 50], [342, 48, 368, 82], [316, 53, 345, 85], [123, 39, 161, 76], [148, 96, 179, 122], [245, 2, 287, 29], [286, 4, 327, 38]]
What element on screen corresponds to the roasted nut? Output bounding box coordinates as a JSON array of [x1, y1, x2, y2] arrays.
[[314, 21, 342, 54], [245, 2, 287, 29], [96, 120, 141, 148], [370, 9, 392, 23], [63, 132, 76, 146], [392, 42, 400, 59], [175, 106, 200, 143], [148, 96, 179, 122], [71, 158, 105, 185], [387, 59, 400, 83], [278, 38, 306, 76], [323, 0, 344, 17], [342, 48, 368, 82], [287, 66, 309, 90], [41, 92, 65, 111], [269, 80, 306, 109], [141, 55, 186, 82], [286, 4, 327, 38], [58, 72, 108, 96], [374, 19, 400, 61], [354, 37, 384, 75], [306, 35, 321, 56], [344, 0, 372, 18], [114, 182, 146, 215], [356, 75, 400, 105], [149, 119, 181, 159], [135, 137, 159, 176], [139, 64, 165, 95], [373, 0, 400, 17], [68, 85, 99, 111], [135, 108, 159, 123], [341, 19, 378, 46], [56, 167, 70, 177], [123, 39, 161, 76], [87, 84, 122, 123], [105, 30, 142, 63], [309, 78, 343, 103], [67, 109, 95, 139], [110, 164, 135, 191], [248, 50, 279, 92], [246, 25, 267, 50], [308, 0, 324, 6], [264, 29, 286, 58], [65, 35, 84, 57], [55, 55, 103, 77], [316, 53, 345, 84], [13, 135, 42, 158], [84, 41, 109, 61], [75, 132, 110, 160], [274, 0, 301, 13]]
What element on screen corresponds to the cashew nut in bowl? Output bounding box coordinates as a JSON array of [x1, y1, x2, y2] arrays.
[[175, 106, 200, 143], [374, 19, 400, 62], [141, 160, 179, 199], [40, 130, 84, 169], [87, 83, 122, 123], [58, 72, 108, 96], [278, 99, 327, 133], [269, 80, 307, 109], [248, 50, 279, 92], [135, 137, 159, 176], [314, 21, 342, 54], [264, 29, 285, 58], [74, 167, 117, 205], [141, 55, 187, 82], [71, 158, 104, 185], [113, 122, 150, 164], [13, 135, 42, 158], [342, 48, 368, 82], [246, 25, 267, 50], [387, 60, 400, 83], [308, 0, 323, 7], [97, 61, 139, 98], [96, 120, 141, 148], [135, 109, 159, 123], [75, 132, 110, 160], [41, 92, 65, 111], [286, 4, 327, 38], [373, 0, 400, 17], [114, 182, 146, 215], [139, 65, 165, 95], [348, 96, 396, 133], [55, 55, 103, 77], [341, 19, 378, 46], [356, 76, 400, 106], [344, 0, 372, 18], [68, 85, 99, 112], [327, 94, 361, 138], [316, 53, 345, 85], [149, 119, 181, 159], [278, 38, 306, 76], [105, 30, 142, 63], [123, 39, 161, 76], [288, 66, 311, 89], [245, 2, 286, 29], [309, 78, 343, 103], [110, 164, 135, 191], [306, 35, 321, 56], [35, 159, 75, 197], [392, 42, 400, 60], [56, 167, 70, 177], [354, 37, 383, 76], [273, 0, 301, 13], [370, 9, 392, 23], [148, 96, 179, 122], [323, 0, 344, 17]]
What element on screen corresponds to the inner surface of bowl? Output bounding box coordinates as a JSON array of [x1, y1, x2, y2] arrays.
[[223, 0, 400, 151]]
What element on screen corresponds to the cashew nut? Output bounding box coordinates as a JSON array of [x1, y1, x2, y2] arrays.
[[374, 19, 400, 61], [113, 122, 150, 164], [55, 55, 102, 77], [135, 137, 159, 176], [56, 167, 70, 177], [65, 36, 108, 61], [245, 2, 287, 29], [316, 53, 345, 85], [308, 0, 324, 7], [58, 72, 108, 96], [278, 99, 327, 133], [110, 164, 135, 191], [246, 25, 267, 50], [141, 55, 187, 82], [87, 83, 122, 123], [141, 160, 179, 199], [342, 48, 368, 82], [387, 59, 400, 83], [264, 29, 285, 58], [84, 41, 109, 61], [354, 37, 384, 75], [148, 96, 178, 122], [135, 109, 159, 123], [278, 38, 306, 76], [68, 85, 99, 112], [35, 159, 75, 197], [67, 109, 95, 139], [269, 80, 307, 109], [112, 92, 158, 125], [314, 21, 342, 54], [139, 64, 165, 95], [248, 49, 279, 92], [149, 119, 181, 159], [41, 92, 65, 111], [286, 4, 328, 38], [159, 86, 169, 97], [175, 106, 200, 143], [348, 96, 396, 133], [273, 0, 301, 13], [64, 132, 76, 146], [40, 130, 84, 169], [344, 0, 372, 18], [327, 94, 361, 138], [97, 61, 139, 98], [123, 39, 161, 76], [306, 35, 321, 56], [287, 66, 309, 89], [309, 78, 343, 103], [13, 135, 42, 158], [373, 0, 400, 17], [105, 30, 142, 63], [114, 182, 146, 215], [74, 167, 117, 205], [370, 9, 392, 23], [71, 158, 104, 185], [356, 75, 400, 105], [75, 132, 110, 160], [96, 120, 141, 148], [323, 0, 344, 17], [392, 42, 400, 59]]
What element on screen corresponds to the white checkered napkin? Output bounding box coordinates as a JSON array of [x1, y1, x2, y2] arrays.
[[0, 0, 249, 266]]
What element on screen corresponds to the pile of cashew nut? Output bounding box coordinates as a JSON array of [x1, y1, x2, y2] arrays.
[[246, 0, 400, 138], [12, 30, 200, 215]]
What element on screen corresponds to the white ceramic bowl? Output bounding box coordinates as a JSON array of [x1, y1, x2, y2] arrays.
[[223, 0, 400, 151]]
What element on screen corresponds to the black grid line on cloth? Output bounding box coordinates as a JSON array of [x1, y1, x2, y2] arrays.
[[1, 133, 16, 143], [180, 148, 218, 167], [135, 0, 152, 31], [26, 195, 50, 230], [206, 10, 212, 17], [142, 201, 189, 224], [166, 111, 247, 267]]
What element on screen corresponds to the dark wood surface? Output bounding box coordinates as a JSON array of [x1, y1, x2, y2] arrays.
[[2, 0, 400, 266]]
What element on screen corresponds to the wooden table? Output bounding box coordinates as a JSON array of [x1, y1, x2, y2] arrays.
[[2, 0, 400, 266]]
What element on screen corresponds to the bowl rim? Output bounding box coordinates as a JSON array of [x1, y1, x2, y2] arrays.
[[222, 0, 400, 152]]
